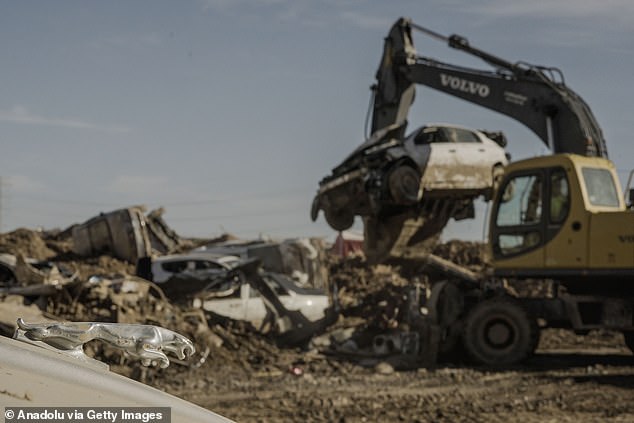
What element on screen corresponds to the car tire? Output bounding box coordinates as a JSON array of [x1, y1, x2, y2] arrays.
[[324, 207, 354, 232], [387, 164, 421, 205]]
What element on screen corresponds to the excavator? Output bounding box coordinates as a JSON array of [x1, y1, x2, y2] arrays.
[[311, 17, 608, 263], [314, 18, 634, 365]]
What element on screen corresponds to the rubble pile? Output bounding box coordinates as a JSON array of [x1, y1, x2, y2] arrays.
[[0, 228, 57, 260], [431, 240, 487, 269], [0, 218, 628, 395], [330, 256, 411, 331]]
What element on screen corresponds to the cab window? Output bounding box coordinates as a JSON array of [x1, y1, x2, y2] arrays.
[[496, 174, 542, 227], [494, 173, 542, 256], [549, 170, 570, 223], [582, 167, 620, 207]]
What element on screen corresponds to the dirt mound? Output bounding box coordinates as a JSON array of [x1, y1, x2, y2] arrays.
[[0, 228, 56, 260]]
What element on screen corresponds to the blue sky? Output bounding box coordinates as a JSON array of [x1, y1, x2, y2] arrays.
[[1, 0, 633, 242]]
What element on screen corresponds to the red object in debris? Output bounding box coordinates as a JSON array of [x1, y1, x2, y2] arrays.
[[289, 366, 304, 376], [332, 231, 364, 258]]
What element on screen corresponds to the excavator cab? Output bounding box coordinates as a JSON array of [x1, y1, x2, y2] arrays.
[[489, 154, 634, 292]]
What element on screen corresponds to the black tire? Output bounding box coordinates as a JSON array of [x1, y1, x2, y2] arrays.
[[462, 297, 537, 366], [623, 331, 634, 354], [324, 208, 354, 232], [387, 164, 421, 205], [428, 282, 464, 355]]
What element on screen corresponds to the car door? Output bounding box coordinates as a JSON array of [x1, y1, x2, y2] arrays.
[[201, 284, 246, 321], [432, 127, 489, 190], [420, 126, 462, 189], [244, 283, 268, 325]]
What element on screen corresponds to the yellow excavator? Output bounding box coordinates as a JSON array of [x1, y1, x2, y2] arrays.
[[457, 153, 634, 365], [314, 18, 634, 365]]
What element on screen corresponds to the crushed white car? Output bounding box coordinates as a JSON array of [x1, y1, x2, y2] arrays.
[[192, 271, 330, 328], [311, 123, 509, 232]]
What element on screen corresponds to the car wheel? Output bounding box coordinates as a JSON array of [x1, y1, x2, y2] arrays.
[[324, 207, 354, 232], [462, 296, 537, 366], [387, 164, 421, 205]]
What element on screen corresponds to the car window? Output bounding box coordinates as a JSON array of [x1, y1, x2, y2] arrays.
[[496, 174, 542, 226], [194, 260, 223, 270], [161, 260, 187, 273], [451, 127, 480, 143], [414, 128, 437, 145]]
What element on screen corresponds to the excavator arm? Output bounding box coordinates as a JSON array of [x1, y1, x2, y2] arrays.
[[372, 17, 607, 157]]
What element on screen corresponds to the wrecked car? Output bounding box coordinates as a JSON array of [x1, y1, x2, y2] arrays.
[[194, 237, 329, 289], [192, 270, 331, 329], [311, 123, 509, 232], [144, 252, 239, 284], [138, 255, 334, 342], [135, 252, 241, 303]]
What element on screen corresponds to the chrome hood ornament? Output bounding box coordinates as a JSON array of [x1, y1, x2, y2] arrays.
[[15, 318, 195, 369]]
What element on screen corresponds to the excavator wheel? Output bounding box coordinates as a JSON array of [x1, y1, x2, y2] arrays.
[[462, 296, 537, 366], [324, 207, 354, 232], [387, 164, 421, 205]]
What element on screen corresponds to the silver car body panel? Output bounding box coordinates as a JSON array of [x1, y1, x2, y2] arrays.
[[0, 335, 232, 422]]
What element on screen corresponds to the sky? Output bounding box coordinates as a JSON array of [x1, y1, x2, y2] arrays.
[[1, 0, 634, 243]]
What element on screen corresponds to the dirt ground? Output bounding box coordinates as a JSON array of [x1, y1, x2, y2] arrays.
[[143, 328, 634, 423], [2, 229, 634, 422]]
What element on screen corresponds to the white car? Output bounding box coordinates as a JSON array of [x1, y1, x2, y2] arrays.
[[139, 253, 331, 329], [403, 123, 509, 193], [193, 272, 330, 329], [311, 123, 509, 231]]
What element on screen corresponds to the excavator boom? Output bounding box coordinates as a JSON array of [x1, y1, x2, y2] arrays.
[[372, 17, 607, 158]]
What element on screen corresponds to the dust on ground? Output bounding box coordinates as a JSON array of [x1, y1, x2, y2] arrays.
[[2, 229, 634, 422]]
